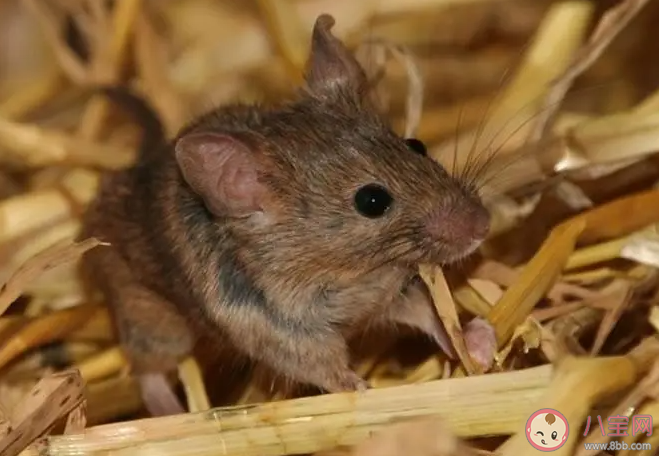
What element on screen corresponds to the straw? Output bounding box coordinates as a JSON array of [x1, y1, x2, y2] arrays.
[[2, 0, 659, 454], [25, 365, 552, 456]]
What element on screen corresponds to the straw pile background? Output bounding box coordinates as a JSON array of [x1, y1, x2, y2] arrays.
[[0, 0, 658, 455]]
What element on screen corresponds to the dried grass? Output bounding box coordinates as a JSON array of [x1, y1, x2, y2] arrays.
[[0, 0, 658, 455]]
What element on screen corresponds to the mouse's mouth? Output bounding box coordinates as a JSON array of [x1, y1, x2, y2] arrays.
[[388, 229, 487, 268], [442, 238, 485, 263], [419, 236, 486, 266], [541, 439, 547, 445]]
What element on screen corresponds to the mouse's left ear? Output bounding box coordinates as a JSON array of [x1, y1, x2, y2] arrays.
[[304, 14, 367, 101]]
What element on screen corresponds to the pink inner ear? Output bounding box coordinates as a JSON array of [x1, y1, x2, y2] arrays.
[[174, 132, 265, 217]]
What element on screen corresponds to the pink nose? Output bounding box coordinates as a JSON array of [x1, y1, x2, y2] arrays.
[[426, 202, 490, 248]]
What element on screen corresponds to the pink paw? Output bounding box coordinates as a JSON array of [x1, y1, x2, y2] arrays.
[[464, 317, 497, 371]]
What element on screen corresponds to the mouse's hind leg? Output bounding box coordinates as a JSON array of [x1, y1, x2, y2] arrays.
[[81, 246, 193, 416], [112, 284, 193, 416]]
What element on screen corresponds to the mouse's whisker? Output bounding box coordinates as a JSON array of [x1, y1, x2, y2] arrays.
[[451, 29, 622, 186], [462, 99, 544, 186], [375, 235, 418, 256], [452, 101, 465, 179], [460, 92, 561, 187], [467, 120, 554, 191], [360, 245, 419, 278], [373, 227, 423, 253], [457, 33, 540, 185], [461, 80, 620, 191], [477, 171, 564, 202], [459, 90, 500, 185], [464, 108, 545, 189], [462, 87, 574, 186], [354, 229, 416, 261]]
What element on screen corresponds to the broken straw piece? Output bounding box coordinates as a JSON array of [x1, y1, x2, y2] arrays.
[[0, 369, 86, 456], [419, 264, 480, 375], [0, 237, 104, 317], [0, 117, 134, 168]]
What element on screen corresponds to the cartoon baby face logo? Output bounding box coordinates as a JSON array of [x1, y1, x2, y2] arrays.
[[525, 408, 569, 451]]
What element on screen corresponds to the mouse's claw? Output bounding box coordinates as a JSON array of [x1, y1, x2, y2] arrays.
[[324, 370, 369, 394]]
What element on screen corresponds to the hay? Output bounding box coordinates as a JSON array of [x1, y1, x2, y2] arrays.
[[0, 0, 658, 455]]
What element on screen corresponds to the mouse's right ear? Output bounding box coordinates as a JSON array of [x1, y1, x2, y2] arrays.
[[174, 132, 268, 218], [304, 14, 367, 101]]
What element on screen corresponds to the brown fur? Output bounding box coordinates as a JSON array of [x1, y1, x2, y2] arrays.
[[79, 15, 490, 415]]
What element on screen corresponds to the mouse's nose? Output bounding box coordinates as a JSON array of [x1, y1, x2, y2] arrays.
[[425, 199, 490, 251]]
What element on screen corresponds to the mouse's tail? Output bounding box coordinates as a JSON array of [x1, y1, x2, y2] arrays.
[[99, 86, 166, 161]]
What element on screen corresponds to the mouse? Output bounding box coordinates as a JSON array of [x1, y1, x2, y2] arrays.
[[78, 14, 491, 416]]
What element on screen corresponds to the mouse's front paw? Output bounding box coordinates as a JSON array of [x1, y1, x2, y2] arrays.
[[324, 370, 369, 393], [464, 317, 497, 371]]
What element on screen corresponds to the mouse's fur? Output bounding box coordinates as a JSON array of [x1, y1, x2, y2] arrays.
[[79, 14, 490, 415]]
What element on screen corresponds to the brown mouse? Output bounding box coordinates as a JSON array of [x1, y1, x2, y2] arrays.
[[79, 14, 490, 416]]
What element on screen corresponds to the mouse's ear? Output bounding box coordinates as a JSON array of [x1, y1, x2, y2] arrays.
[[304, 14, 367, 100], [175, 132, 267, 218]]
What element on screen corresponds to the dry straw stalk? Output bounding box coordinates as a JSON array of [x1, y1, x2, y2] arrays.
[[23, 365, 552, 456]]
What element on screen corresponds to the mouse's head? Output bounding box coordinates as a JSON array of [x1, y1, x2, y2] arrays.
[[174, 15, 490, 280]]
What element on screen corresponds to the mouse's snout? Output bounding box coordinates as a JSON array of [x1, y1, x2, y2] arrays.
[[424, 197, 491, 261]]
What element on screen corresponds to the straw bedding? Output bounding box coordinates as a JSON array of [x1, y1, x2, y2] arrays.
[[0, 0, 658, 455]]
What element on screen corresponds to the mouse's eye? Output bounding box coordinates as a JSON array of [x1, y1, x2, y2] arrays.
[[354, 184, 393, 218], [404, 138, 427, 156]]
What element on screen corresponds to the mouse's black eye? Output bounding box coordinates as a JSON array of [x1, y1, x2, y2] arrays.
[[404, 138, 427, 156], [354, 184, 393, 218]]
